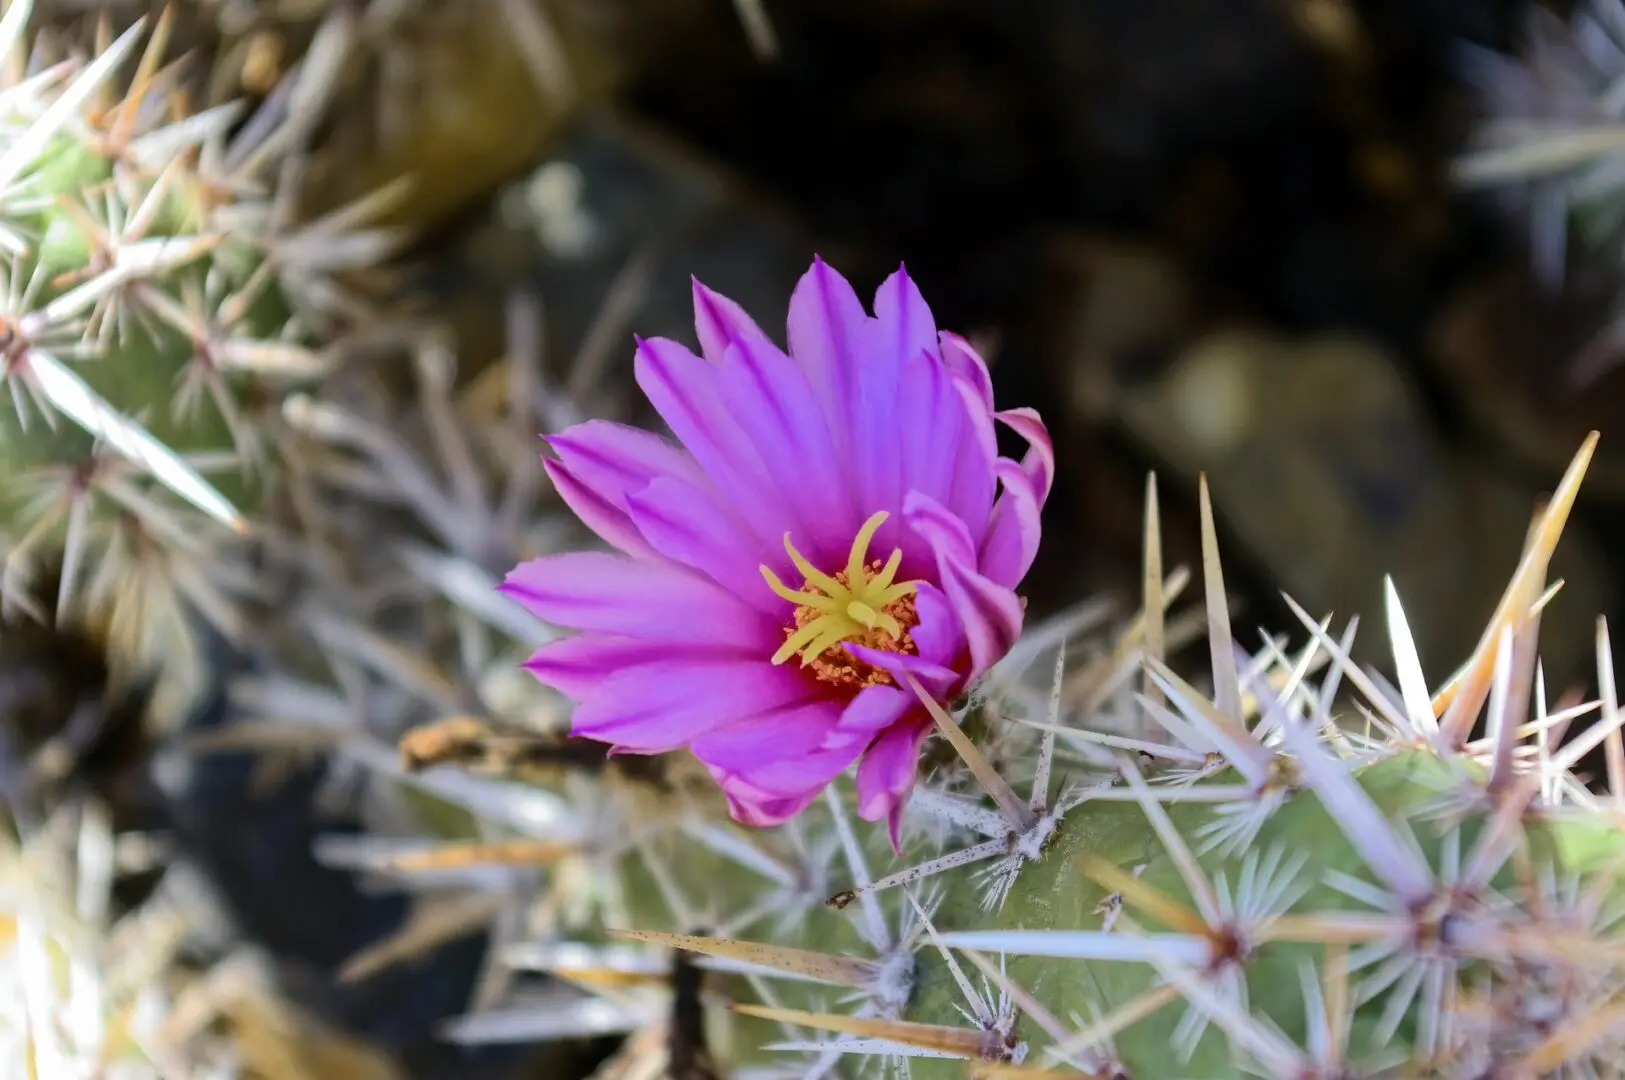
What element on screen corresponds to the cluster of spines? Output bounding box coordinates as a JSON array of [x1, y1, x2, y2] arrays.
[[1452, 0, 1625, 381], [0, 0, 416, 717]]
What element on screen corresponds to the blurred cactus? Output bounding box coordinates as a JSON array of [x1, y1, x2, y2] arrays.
[[0, 794, 413, 1080], [0, 0, 404, 715], [1454, 0, 1625, 289], [1453, 0, 1625, 381]]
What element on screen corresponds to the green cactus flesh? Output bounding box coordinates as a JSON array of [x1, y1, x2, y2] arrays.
[[1, 129, 293, 520], [902, 749, 1625, 1078]]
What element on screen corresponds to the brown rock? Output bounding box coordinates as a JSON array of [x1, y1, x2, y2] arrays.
[[295, 0, 619, 234], [1116, 325, 1609, 683], [1430, 254, 1625, 501]]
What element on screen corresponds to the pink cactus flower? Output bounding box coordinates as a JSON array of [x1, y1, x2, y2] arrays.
[[501, 257, 1052, 846]]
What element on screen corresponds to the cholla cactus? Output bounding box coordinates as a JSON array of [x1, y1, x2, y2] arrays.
[[326, 262, 1625, 1080], [0, 0, 401, 714]]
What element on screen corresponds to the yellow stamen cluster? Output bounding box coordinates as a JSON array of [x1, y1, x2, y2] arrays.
[[761, 511, 920, 686]]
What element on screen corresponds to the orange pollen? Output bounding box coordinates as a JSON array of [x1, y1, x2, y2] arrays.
[[758, 510, 923, 690], [788, 566, 921, 689]]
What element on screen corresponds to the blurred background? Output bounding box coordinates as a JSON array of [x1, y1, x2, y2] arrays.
[[7, 0, 1625, 1077]]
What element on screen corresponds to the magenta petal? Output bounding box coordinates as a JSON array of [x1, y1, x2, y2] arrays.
[[996, 407, 1055, 506], [855, 715, 933, 851], [936, 554, 1025, 678], [945, 381, 999, 537], [546, 420, 704, 508], [708, 733, 866, 799], [951, 372, 999, 473], [730, 744, 866, 798], [979, 458, 1043, 589], [691, 700, 841, 773], [906, 582, 964, 665], [905, 492, 1025, 677], [543, 459, 655, 558], [633, 337, 792, 550], [832, 683, 913, 745], [717, 335, 856, 565], [504, 254, 1051, 836], [521, 633, 748, 700], [713, 772, 823, 827], [843, 642, 960, 701], [571, 660, 818, 752], [786, 257, 869, 471], [874, 265, 939, 375], [864, 266, 937, 508], [902, 489, 978, 567], [500, 552, 777, 650], [625, 476, 777, 612], [895, 348, 984, 542], [693, 278, 771, 363]]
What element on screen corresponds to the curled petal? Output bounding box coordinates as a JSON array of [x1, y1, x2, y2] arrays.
[[937, 556, 1025, 679], [501, 552, 778, 650], [697, 688, 901, 806], [979, 458, 1044, 589], [713, 773, 823, 827], [996, 407, 1055, 506], [832, 683, 915, 745], [903, 581, 963, 666], [905, 492, 1025, 677], [939, 331, 995, 414], [709, 738, 866, 801], [902, 489, 978, 567], [752, 743, 868, 796], [845, 644, 960, 701], [855, 716, 934, 852], [572, 660, 820, 752]]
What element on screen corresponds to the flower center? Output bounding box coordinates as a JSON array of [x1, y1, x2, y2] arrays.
[[760, 510, 921, 689]]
